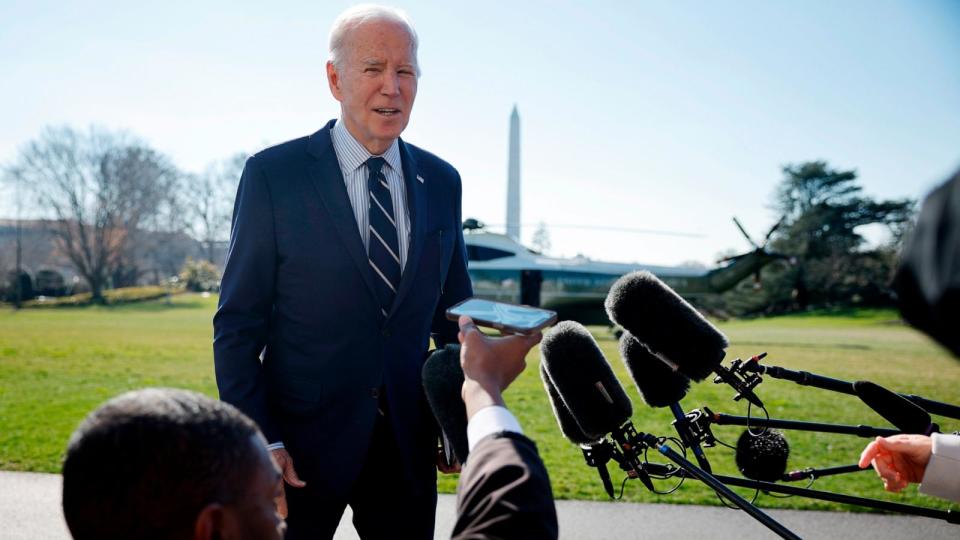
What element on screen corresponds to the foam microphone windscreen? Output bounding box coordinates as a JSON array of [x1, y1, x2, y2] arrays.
[[735, 430, 790, 482], [853, 380, 933, 434], [540, 363, 602, 445], [540, 321, 633, 437], [605, 271, 729, 381], [422, 345, 469, 464], [619, 331, 691, 407]]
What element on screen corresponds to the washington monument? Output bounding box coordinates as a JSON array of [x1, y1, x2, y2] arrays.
[[506, 105, 521, 241]]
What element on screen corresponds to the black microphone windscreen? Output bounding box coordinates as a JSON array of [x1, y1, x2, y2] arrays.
[[619, 331, 691, 407], [540, 363, 602, 445], [736, 430, 790, 482], [605, 271, 728, 381], [540, 321, 633, 437], [422, 345, 470, 464], [853, 380, 933, 434]]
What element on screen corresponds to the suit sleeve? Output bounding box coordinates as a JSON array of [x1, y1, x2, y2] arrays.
[[452, 432, 558, 540], [919, 433, 960, 503], [432, 170, 473, 347], [213, 155, 279, 442]]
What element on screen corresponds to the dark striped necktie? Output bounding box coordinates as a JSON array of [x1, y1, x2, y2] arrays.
[[366, 157, 401, 318]]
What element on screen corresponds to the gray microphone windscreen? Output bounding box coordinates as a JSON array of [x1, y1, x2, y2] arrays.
[[540, 321, 633, 437], [605, 271, 728, 381], [619, 331, 691, 407]]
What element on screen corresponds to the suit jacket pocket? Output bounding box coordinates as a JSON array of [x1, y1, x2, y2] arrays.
[[269, 374, 324, 417]]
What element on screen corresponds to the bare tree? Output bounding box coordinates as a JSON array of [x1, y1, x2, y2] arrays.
[[6, 126, 178, 302], [186, 153, 245, 262], [531, 221, 551, 254]]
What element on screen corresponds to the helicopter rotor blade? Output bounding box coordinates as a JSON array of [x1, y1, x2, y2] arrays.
[[732, 217, 760, 249], [762, 216, 786, 247]]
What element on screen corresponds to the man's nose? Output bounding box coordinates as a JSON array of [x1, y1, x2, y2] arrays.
[[380, 71, 401, 96]]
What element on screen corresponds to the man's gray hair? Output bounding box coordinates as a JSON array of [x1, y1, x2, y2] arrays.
[[329, 4, 420, 76]]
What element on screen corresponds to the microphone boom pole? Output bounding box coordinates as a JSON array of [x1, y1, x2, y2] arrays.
[[712, 475, 960, 525], [642, 434, 802, 540], [740, 359, 960, 421], [707, 409, 900, 438]]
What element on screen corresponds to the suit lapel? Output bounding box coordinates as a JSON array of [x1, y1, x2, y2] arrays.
[[389, 139, 427, 319], [306, 121, 380, 305]]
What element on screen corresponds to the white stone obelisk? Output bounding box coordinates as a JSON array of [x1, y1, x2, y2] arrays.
[[506, 105, 521, 241]]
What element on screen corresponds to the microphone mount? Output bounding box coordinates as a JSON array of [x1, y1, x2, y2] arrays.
[[716, 356, 764, 407]]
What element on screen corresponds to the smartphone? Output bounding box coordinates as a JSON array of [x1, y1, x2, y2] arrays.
[[446, 298, 558, 334]]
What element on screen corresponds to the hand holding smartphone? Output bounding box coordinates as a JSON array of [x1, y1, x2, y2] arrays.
[[445, 298, 558, 334]]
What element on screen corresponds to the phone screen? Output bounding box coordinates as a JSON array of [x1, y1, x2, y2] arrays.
[[447, 298, 556, 332]]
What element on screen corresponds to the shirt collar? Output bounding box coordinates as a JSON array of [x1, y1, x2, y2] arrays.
[[331, 119, 402, 176]]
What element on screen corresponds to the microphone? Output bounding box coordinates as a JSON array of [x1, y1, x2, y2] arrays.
[[540, 321, 657, 490], [541, 363, 617, 497], [618, 332, 713, 471], [422, 345, 470, 465], [618, 331, 690, 408], [540, 362, 602, 444], [605, 271, 763, 407], [735, 429, 790, 482], [540, 321, 634, 437], [853, 380, 938, 435]]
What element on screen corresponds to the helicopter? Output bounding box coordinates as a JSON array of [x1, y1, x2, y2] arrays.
[[462, 217, 791, 325]]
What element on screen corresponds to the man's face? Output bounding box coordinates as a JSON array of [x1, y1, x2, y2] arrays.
[[222, 437, 286, 540], [327, 19, 418, 155]]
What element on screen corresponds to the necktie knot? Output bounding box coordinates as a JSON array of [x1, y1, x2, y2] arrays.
[[366, 157, 386, 177]]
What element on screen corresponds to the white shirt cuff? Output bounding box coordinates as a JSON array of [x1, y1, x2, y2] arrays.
[[266, 441, 285, 451], [467, 405, 523, 452], [919, 433, 960, 503]]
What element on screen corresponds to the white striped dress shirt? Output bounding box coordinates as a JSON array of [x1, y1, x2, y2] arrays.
[[330, 120, 412, 270]]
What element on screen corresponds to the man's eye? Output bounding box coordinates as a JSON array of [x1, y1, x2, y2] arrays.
[[364, 67, 381, 73]]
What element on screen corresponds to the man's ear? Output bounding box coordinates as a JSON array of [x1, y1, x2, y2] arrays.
[[194, 503, 226, 540], [327, 61, 343, 102]]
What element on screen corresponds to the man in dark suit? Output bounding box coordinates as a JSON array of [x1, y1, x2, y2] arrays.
[[213, 5, 472, 539]]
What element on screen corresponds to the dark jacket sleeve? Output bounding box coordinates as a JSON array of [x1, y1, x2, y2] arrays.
[[893, 168, 960, 358], [432, 169, 473, 348], [212, 155, 279, 442], [452, 432, 558, 540]]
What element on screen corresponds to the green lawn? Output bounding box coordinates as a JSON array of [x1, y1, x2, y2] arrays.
[[1, 296, 958, 513]]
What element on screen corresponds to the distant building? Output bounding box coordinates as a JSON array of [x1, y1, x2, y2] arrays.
[[0, 219, 226, 293]]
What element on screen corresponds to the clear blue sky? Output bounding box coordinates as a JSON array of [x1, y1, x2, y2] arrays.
[[2, 0, 958, 265]]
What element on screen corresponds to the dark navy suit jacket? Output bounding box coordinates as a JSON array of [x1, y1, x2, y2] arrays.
[[213, 119, 473, 497]]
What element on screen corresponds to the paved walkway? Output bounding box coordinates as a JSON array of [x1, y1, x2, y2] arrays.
[[3, 471, 956, 539]]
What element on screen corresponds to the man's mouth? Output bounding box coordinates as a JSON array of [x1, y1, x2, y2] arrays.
[[374, 108, 400, 116]]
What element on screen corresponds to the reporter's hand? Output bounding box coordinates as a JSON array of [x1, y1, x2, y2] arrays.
[[858, 434, 932, 492], [271, 448, 307, 518], [457, 315, 541, 418]]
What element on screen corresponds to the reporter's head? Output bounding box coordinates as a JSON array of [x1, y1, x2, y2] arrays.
[[62, 388, 285, 540]]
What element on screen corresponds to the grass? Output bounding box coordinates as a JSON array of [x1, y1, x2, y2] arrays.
[[1, 296, 958, 513]]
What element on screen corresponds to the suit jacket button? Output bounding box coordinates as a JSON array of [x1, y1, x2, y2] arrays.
[[371, 388, 380, 399], [382, 329, 390, 337]]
